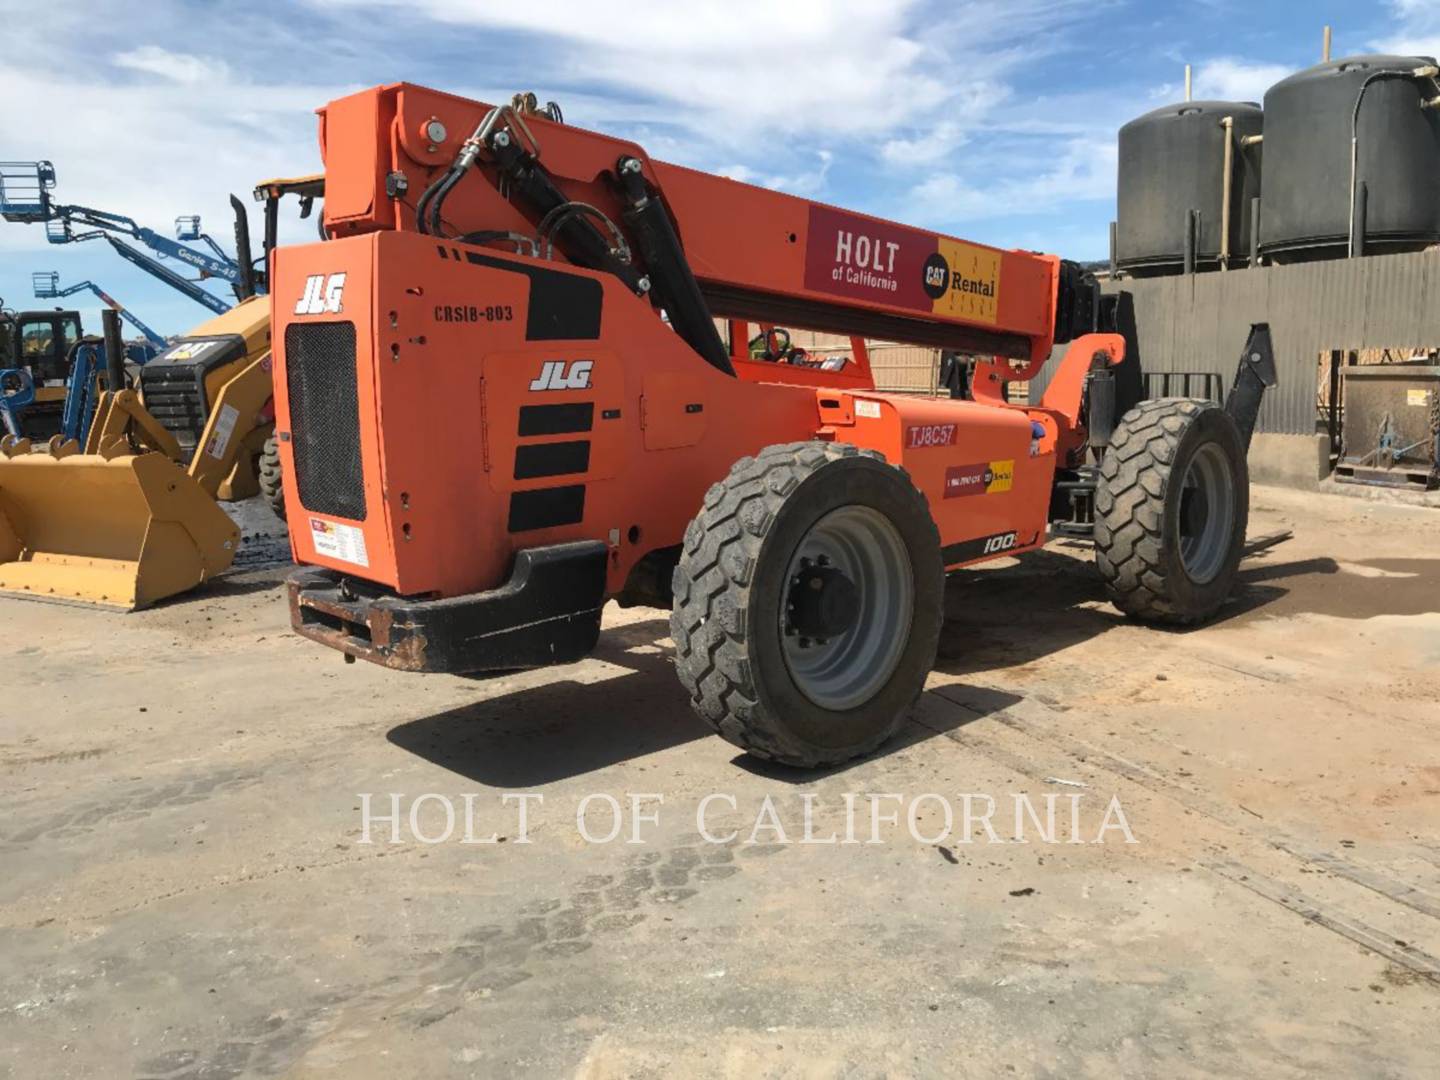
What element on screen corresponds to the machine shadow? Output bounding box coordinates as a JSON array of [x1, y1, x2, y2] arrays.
[[731, 683, 1023, 784], [386, 546, 1327, 787], [386, 617, 705, 787], [929, 545, 1326, 679]]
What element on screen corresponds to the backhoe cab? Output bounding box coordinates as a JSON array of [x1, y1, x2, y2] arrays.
[[1, 306, 88, 439], [275, 84, 1274, 767]]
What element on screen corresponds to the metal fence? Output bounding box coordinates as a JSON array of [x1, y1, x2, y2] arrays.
[[1031, 249, 1440, 435]]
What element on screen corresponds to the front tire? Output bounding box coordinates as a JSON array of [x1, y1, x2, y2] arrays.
[[670, 442, 944, 768], [259, 433, 286, 521], [1094, 398, 1248, 624]]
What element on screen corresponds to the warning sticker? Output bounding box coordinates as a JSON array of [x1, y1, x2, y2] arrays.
[[944, 459, 1014, 499], [1407, 388, 1431, 407], [310, 517, 370, 567], [205, 404, 240, 461], [803, 205, 1002, 325], [855, 399, 882, 419]]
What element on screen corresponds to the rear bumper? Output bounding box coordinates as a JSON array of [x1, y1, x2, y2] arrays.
[[287, 540, 609, 673]]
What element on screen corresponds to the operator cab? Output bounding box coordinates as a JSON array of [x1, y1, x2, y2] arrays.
[[6, 309, 81, 383]]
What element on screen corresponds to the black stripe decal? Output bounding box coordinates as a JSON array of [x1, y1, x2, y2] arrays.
[[513, 440, 591, 480], [942, 530, 1031, 566], [459, 251, 603, 340], [941, 540, 985, 565], [508, 485, 586, 532], [518, 402, 594, 436]]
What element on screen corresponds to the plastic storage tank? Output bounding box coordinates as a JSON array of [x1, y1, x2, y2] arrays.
[[1116, 100, 1263, 276], [1260, 54, 1440, 262]]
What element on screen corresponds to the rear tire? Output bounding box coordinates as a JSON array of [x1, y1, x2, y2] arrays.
[[670, 442, 944, 768], [259, 433, 286, 521], [1094, 398, 1248, 624]]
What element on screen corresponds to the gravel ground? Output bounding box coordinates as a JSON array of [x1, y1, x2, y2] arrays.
[[1, 485, 1437, 1078]]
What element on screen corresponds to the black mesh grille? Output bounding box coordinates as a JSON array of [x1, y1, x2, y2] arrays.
[[285, 322, 366, 521], [139, 365, 208, 454]]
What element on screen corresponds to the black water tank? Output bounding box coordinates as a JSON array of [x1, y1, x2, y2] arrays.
[[1116, 100, 1262, 276], [1260, 54, 1440, 261]]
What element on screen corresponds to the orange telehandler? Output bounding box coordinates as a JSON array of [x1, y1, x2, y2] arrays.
[[276, 86, 1275, 767]]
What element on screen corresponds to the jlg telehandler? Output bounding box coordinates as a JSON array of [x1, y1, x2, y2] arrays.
[[277, 86, 1275, 767]]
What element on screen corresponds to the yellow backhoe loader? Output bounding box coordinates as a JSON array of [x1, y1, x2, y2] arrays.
[[0, 175, 323, 610]]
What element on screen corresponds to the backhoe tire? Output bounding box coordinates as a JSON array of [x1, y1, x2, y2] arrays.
[[670, 442, 944, 768], [259, 433, 286, 522], [1094, 398, 1248, 625]]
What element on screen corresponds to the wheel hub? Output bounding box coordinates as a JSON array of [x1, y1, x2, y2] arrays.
[[1177, 441, 1235, 585], [786, 558, 859, 643], [779, 506, 914, 711]]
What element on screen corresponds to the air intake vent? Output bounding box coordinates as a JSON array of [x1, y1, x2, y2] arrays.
[[285, 321, 366, 520]]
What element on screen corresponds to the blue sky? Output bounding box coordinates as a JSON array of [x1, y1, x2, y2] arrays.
[[1, 0, 1435, 339]]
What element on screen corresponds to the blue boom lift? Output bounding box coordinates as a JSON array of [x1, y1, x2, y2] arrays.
[[31, 272, 165, 350], [0, 161, 256, 436], [0, 161, 242, 316]]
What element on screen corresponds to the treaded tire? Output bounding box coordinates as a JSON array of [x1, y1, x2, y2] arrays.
[[259, 433, 286, 521], [670, 441, 944, 768], [1094, 398, 1248, 624]]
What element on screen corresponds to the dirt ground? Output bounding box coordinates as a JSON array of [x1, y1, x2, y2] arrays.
[[1, 485, 1438, 1079]]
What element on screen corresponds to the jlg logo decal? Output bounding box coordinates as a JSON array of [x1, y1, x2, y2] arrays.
[[529, 360, 593, 391], [295, 273, 346, 315]]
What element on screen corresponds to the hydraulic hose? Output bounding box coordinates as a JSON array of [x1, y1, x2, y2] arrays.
[[415, 166, 460, 236]]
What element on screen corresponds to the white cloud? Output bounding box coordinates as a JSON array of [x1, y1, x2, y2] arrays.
[[717, 150, 834, 196], [882, 120, 975, 167], [311, 0, 1096, 145], [114, 45, 228, 86], [1190, 58, 1291, 103], [0, 55, 338, 262], [311, 0, 942, 136], [907, 136, 1118, 225], [1372, 0, 1440, 61], [0, 0, 1127, 328]]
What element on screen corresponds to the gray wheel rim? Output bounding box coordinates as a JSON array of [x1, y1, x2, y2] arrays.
[[1177, 442, 1235, 584], [780, 506, 914, 711]]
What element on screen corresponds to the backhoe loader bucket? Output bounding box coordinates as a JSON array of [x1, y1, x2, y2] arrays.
[[0, 450, 239, 610]]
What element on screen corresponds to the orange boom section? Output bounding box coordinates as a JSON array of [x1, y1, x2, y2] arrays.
[[315, 84, 1063, 367]]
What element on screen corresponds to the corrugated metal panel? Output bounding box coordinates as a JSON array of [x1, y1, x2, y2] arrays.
[[1032, 250, 1440, 435], [1362, 253, 1426, 345]]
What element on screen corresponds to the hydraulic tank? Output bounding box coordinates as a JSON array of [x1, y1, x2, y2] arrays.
[[1260, 54, 1440, 261], [1116, 100, 1262, 276]]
